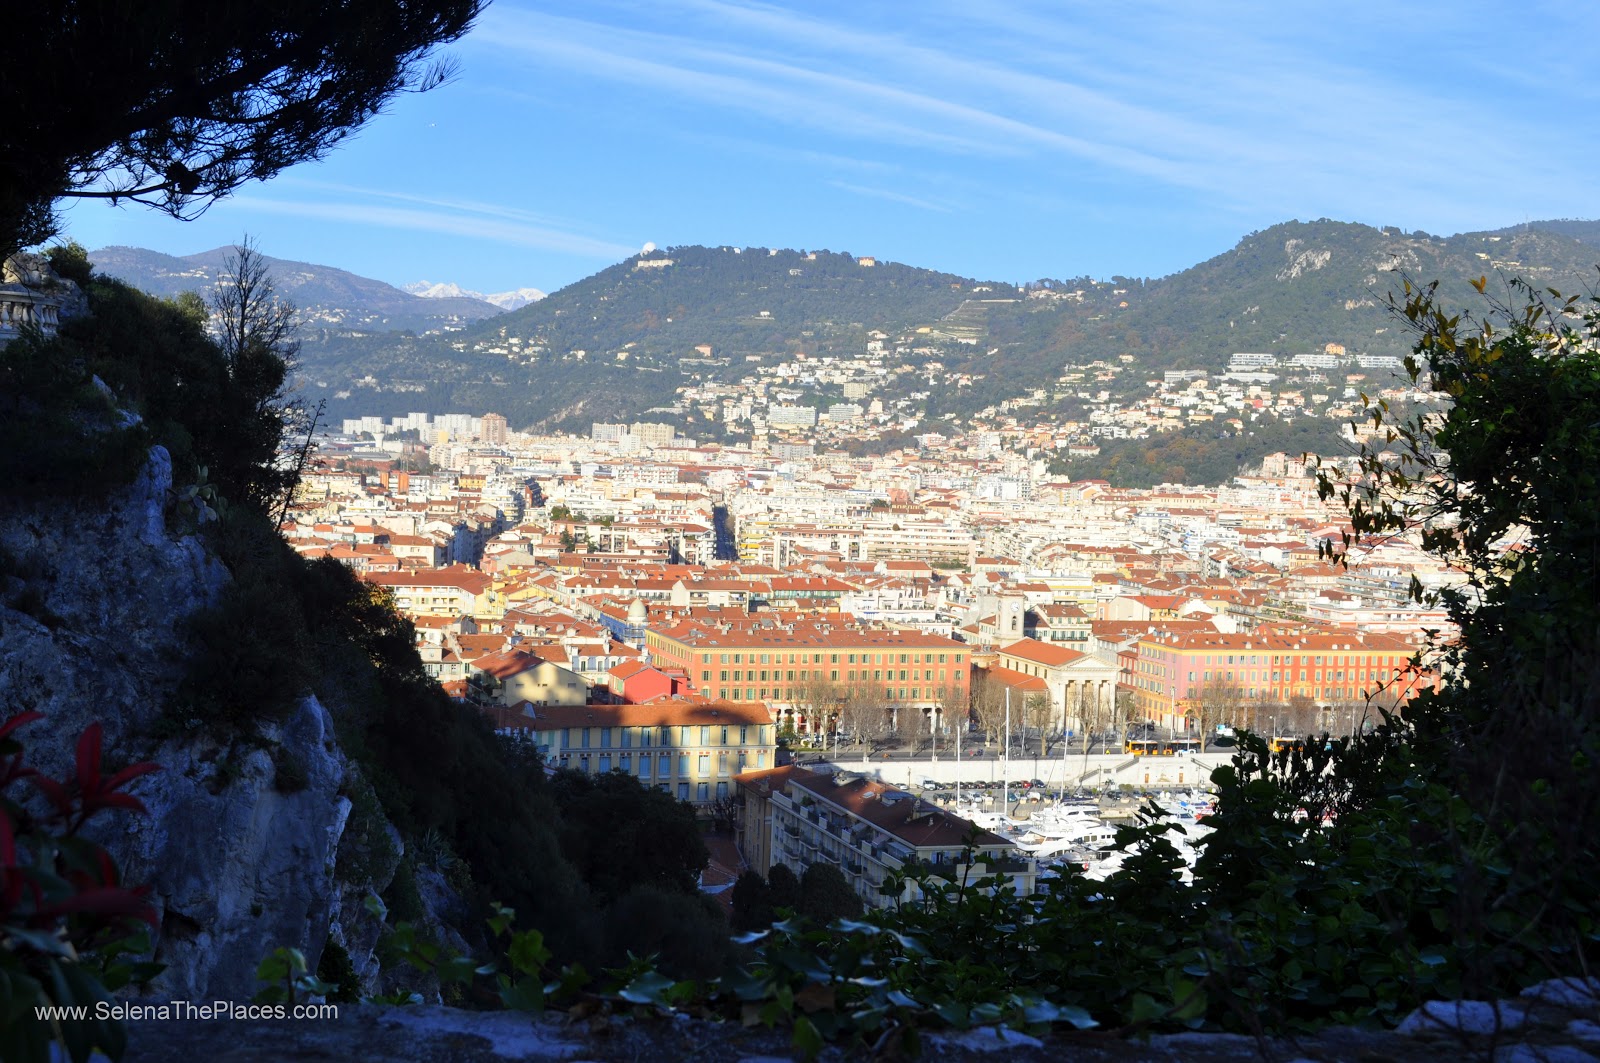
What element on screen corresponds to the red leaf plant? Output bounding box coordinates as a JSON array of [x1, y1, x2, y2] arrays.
[[1, 713, 161, 946]]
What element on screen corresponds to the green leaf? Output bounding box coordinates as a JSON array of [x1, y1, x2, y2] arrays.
[[499, 977, 545, 1013], [791, 1015, 824, 1060], [617, 970, 675, 1006]]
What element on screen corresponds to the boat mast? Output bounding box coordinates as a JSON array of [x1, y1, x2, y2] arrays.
[[1003, 689, 1010, 818]]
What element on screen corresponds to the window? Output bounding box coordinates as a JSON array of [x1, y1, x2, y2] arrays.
[[678, 783, 689, 801], [677, 753, 689, 776], [720, 653, 729, 664], [697, 754, 710, 776], [598, 755, 611, 773], [830, 670, 839, 681], [740, 725, 749, 744], [720, 726, 729, 745], [580, 729, 590, 749], [733, 669, 742, 681], [701, 670, 710, 682], [760, 653, 770, 664], [620, 728, 632, 749], [696, 782, 709, 803], [720, 670, 729, 682], [757, 751, 767, 768], [699, 726, 710, 745], [638, 756, 651, 778], [716, 781, 729, 800], [600, 728, 612, 748], [717, 753, 729, 776], [641, 728, 652, 748], [734, 653, 743, 663]]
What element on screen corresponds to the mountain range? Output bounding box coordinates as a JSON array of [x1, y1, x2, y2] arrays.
[[88, 219, 1600, 444], [89, 245, 509, 333]]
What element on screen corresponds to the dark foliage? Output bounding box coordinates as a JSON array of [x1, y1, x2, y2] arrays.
[[799, 863, 863, 923], [0, 0, 482, 254], [548, 769, 709, 904], [729, 870, 774, 932], [766, 863, 802, 914], [600, 886, 733, 981]]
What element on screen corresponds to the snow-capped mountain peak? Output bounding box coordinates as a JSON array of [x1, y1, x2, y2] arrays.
[[406, 280, 546, 311]]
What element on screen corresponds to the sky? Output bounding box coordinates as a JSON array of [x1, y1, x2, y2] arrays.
[[57, 0, 1600, 297]]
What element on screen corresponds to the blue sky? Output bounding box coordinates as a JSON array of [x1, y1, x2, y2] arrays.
[[58, 0, 1599, 296]]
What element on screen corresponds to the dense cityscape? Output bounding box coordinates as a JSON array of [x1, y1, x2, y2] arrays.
[[283, 375, 1451, 904], [5, 2, 1596, 1057]]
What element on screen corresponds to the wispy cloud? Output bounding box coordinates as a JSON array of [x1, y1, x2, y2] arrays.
[[470, 0, 1596, 233], [827, 181, 953, 213], [272, 177, 594, 232], [227, 196, 636, 259]]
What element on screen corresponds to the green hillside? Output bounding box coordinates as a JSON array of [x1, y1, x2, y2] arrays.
[[239, 221, 1600, 433], [298, 246, 1009, 431]]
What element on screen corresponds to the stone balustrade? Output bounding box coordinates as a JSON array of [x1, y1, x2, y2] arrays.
[[0, 282, 63, 341]]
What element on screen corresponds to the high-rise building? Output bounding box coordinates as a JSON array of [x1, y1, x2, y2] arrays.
[[481, 412, 508, 444]]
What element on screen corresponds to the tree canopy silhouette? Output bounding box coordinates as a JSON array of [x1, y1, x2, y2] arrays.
[[0, 0, 483, 255]]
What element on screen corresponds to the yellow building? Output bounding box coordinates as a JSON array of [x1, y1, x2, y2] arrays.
[[503, 698, 776, 809]]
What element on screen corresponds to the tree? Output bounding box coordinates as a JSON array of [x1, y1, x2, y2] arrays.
[[767, 863, 802, 913], [1021, 692, 1054, 755], [1314, 273, 1600, 992], [730, 870, 774, 932], [836, 677, 886, 749], [1075, 682, 1111, 749], [969, 673, 1010, 746], [549, 769, 708, 904], [929, 677, 969, 749], [210, 240, 302, 512], [0, 0, 483, 255], [1185, 680, 1247, 743], [790, 672, 842, 736], [800, 862, 863, 923]]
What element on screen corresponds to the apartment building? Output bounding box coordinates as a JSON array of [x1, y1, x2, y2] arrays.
[[363, 565, 499, 617], [736, 766, 1036, 909], [646, 617, 971, 727], [501, 697, 776, 808], [1127, 629, 1427, 729]]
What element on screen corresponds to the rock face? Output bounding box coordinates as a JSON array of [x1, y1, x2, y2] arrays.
[[115, 694, 351, 1001], [0, 446, 355, 1000]]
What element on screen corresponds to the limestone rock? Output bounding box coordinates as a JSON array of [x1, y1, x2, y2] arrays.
[[1397, 999, 1529, 1036], [0, 445, 359, 1000]]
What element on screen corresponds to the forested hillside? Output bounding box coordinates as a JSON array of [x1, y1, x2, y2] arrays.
[[104, 220, 1600, 435]]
